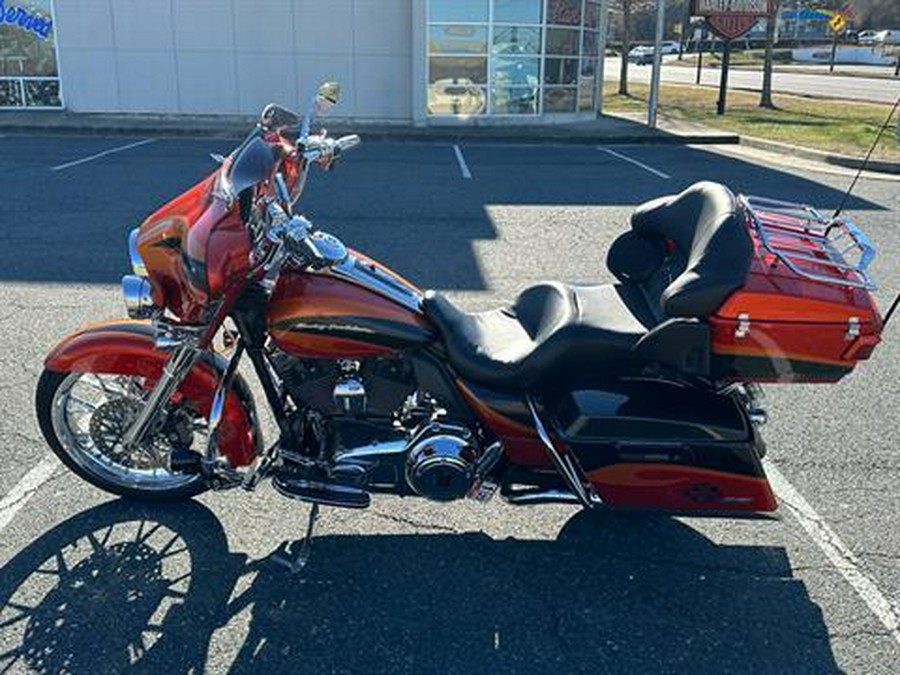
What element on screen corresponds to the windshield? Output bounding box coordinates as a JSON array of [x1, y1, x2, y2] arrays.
[[216, 132, 277, 203]]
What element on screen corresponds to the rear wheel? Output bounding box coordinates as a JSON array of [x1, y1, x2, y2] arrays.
[[36, 370, 209, 501]]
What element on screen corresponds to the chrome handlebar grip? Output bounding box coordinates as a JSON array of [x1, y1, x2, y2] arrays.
[[301, 133, 361, 164], [335, 134, 360, 153]]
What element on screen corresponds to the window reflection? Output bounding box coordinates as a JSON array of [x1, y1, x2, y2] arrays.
[[584, 1, 601, 29], [492, 26, 541, 55], [491, 57, 539, 87], [546, 28, 579, 55], [429, 57, 488, 85], [429, 26, 488, 54], [426, 0, 599, 115], [493, 0, 542, 24], [543, 58, 578, 85], [0, 0, 62, 108], [491, 86, 538, 114], [543, 87, 577, 112], [428, 84, 487, 115], [429, 0, 489, 23], [547, 0, 581, 26], [0, 80, 23, 107], [582, 31, 599, 58]]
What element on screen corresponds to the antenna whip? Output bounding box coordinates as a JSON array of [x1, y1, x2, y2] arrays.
[[833, 94, 900, 219]]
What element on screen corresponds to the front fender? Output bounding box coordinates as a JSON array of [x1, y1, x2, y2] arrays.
[[45, 320, 260, 467]]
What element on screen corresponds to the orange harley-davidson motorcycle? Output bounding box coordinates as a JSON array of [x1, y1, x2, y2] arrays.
[[36, 84, 889, 569]]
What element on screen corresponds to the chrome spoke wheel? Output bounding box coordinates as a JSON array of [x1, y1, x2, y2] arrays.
[[50, 373, 205, 493]]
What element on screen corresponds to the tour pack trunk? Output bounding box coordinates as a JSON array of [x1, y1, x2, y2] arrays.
[[710, 196, 883, 383]]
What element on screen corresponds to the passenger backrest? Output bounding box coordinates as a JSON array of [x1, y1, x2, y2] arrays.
[[628, 181, 753, 319]]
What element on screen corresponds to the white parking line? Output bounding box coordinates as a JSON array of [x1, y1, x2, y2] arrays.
[[453, 144, 472, 179], [599, 146, 671, 179], [0, 455, 59, 535], [766, 460, 900, 647], [51, 138, 156, 171]]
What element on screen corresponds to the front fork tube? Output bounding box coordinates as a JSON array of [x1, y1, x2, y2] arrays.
[[122, 344, 201, 454], [205, 339, 246, 471]]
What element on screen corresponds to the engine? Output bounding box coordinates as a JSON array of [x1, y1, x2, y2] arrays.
[[269, 351, 416, 418]]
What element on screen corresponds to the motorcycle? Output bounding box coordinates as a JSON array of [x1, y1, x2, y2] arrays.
[[36, 82, 887, 570]]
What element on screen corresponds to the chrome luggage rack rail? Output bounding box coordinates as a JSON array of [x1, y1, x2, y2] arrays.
[[739, 194, 877, 291]]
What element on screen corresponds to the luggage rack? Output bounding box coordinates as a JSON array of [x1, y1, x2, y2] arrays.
[[739, 194, 877, 291]]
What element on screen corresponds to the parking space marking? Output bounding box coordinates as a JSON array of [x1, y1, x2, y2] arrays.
[[766, 460, 900, 647], [51, 138, 156, 171], [0, 456, 59, 535], [599, 147, 671, 179], [453, 144, 472, 179]]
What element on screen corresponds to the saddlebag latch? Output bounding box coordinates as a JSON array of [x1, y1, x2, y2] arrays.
[[735, 313, 751, 339]]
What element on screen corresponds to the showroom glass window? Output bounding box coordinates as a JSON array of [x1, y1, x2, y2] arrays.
[[427, 0, 601, 117], [0, 0, 62, 108]]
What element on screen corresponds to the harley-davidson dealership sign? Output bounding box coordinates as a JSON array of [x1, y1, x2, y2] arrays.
[[691, 0, 773, 40]]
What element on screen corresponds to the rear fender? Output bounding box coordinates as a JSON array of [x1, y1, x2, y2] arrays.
[[44, 320, 260, 467]]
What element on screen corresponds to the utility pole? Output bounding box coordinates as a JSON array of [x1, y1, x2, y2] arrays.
[[648, 0, 666, 127]]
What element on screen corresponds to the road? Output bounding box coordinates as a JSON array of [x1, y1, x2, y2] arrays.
[[606, 56, 900, 104], [0, 133, 899, 674]]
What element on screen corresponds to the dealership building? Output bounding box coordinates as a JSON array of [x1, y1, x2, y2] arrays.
[[1, 0, 609, 124]]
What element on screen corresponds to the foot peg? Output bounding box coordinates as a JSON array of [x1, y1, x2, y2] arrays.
[[272, 475, 371, 509], [273, 503, 320, 573]]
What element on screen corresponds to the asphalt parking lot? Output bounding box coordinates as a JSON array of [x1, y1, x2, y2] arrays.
[[0, 131, 898, 674]]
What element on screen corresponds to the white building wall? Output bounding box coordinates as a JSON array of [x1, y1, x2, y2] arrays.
[[53, 0, 415, 120]]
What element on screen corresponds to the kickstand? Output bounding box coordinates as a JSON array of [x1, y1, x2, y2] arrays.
[[273, 503, 320, 574]]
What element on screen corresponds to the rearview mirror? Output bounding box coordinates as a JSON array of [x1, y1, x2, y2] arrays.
[[315, 82, 340, 116], [300, 82, 341, 143]]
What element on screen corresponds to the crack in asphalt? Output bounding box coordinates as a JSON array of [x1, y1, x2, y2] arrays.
[[368, 510, 462, 534]]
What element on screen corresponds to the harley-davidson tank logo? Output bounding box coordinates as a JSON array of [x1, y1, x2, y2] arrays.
[[291, 322, 376, 334]]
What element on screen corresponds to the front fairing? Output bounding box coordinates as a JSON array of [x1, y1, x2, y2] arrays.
[[137, 168, 252, 324]]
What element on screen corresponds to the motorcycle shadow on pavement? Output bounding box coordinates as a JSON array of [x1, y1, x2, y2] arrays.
[[0, 499, 839, 675]]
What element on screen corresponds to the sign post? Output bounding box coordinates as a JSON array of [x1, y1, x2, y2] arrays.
[[716, 40, 731, 115], [647, 0, 667, 128], [828, 11, 848, 74], [691, 0, 771, 114]]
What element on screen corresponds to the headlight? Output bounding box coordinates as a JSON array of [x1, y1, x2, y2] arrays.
[[128, 228, 147, 276], [121, 275, 157, 318]]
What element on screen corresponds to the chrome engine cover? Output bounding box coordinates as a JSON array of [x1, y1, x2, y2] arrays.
[[405, 431, 479, 502]]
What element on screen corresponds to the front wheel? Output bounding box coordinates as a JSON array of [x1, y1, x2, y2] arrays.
[[36, 370, 209, 501]]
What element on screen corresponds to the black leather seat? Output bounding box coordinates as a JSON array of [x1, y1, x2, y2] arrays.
[[423, 282, 656, 389], [424, 182, 752, 390]]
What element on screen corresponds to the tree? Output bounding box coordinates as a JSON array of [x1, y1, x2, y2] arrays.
[[611, 0, 657, 97], [854, 0, 900, 29], [759, 0, 782, 109]]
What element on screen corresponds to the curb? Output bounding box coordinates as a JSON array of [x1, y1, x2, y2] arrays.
[[0, 114, 738, 146], [739, 134, 900, 175]]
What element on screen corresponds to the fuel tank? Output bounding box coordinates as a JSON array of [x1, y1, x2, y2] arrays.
[[268, 255, 434, 359]]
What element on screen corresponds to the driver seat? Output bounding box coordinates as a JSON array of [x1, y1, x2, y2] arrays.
[[423, 282, 656, 389], [423, 181, 752, 390]]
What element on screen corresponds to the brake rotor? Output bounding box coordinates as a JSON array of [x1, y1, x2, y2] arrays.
[[89, 398, 166, 470]]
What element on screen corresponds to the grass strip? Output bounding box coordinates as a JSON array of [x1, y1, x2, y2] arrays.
[[602, 82, 900, 160]]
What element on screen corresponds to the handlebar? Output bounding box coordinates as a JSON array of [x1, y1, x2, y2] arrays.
[[302, 133, 361, 164]]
